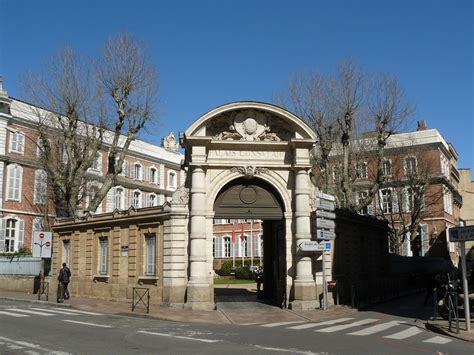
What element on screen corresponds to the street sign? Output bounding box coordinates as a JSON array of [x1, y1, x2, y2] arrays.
[[317, 218, 336, 230], [449, 226, 474, 242], [316, 199, 335, 211], [317, 192, 335, 202], [316, 210, 336, 219], [316, 229, 336, 240], [298, 240, 331, 251], [32, 231, 52, 258]]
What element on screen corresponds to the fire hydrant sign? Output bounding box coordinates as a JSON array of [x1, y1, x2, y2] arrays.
[[32, 231, 52, 258]]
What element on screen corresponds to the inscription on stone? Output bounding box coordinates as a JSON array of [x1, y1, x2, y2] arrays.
[[208, 150, 286, 160]]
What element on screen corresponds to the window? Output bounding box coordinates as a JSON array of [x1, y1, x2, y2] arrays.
[[89, 152, 102, 172], [114, 187, 124, 210], [382, 160, 392, 176], [146, 167, 157, 184], [133, 163, 142, 180], [356, 162, 367, 179], [7, 164, 22, 201], [356, 191, 369, 215], [63, 240, 70, 266], [147, 193, 157, 207], [99, 237, 108, 275], [443, 187, 453, 214], [223, 237, 231, 257], [9, 131, 25, 154], [440, 155, 449, 177], [381, 189, 393, 214], [1, 218, 24, 253], [87, 183, 102, 213], [241, 235, 248, 257], [168, 171, 176, 189], [405, 157, 417, 175], [145, 234, 156, 276], [132, 190, 142, 208], [36, 137, 46, 158], [34, 170, 48, 204], [257, 234, 263, 257], [32, 218, 45, 233]]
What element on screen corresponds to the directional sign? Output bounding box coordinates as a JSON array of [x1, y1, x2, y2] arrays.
[[298, 240, 331, 251], [316, 210, 336, 219], [316, 198, 335, 211], [449, 226, 474, 242], [316, 229, 336, 240], [317, 192, 336, 202], [317, 218, 336, 230], [32, 231, 52, 258]]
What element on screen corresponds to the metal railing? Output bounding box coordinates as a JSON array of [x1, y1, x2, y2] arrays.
[[0, 256, 41, 275]]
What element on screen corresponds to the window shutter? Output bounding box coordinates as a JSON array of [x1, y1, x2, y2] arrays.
[[401, 188, 408, 212], [0, 218, 5, 252], [421, 224, 429, 256], [123, 161, 129, 177], [145, 167, 149, 182], [159, 164, 165, 185], [392, 189, 399, 213], [34, 170, 40, 204], [106, 189, 114, 212], [18, 219, 24, 249], [402, 235, 409, 256], [375, 190, 381, 213], [123, 189, 129, 209]]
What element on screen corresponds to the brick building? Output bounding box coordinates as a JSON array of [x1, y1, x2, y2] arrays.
[[0, 80, 184, 254], [325, 122, 463, 262]]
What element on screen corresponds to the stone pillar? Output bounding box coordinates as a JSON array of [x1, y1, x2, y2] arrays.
[[290, 169, 317, 310], [185, 167, 214, 310]]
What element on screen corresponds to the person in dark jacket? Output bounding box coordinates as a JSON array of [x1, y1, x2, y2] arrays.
[[58, 263, 72, 300]]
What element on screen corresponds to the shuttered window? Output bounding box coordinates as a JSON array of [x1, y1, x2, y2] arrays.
[[99, 237, 108, 275], [34, 170, 48, 204], [145, 234, 156, 276], [7, 164, 22, 201], [9, 131, 25, 154]]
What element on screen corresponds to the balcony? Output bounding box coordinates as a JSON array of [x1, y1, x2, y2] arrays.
[[453, 189, 463, 207], [451, 166, 460, 182]]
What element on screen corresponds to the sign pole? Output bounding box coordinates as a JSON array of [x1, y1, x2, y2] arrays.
[[459, 241, 471, 331], [250, 220, 253, 268], [322, 250, 328, 311]]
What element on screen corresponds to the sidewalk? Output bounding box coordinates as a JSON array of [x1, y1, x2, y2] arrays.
[[426, 318, 474, 343], [0, 284, 357, 326]]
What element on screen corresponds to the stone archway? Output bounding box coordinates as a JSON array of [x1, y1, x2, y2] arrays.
[[166, 101, 319, 310]]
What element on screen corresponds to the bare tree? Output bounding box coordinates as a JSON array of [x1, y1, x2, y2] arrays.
[[278, 61, 413, 213], [24, 33, 158, 217]]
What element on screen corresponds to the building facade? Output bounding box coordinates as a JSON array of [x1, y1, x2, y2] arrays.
[[324, 122, 463, 262], [0, 80, 184, 254]]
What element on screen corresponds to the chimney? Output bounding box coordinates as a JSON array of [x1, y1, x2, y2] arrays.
[[416, 120, 427, 131]]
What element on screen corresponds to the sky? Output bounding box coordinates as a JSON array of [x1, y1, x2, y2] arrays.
[[1, 0, 472, 170]]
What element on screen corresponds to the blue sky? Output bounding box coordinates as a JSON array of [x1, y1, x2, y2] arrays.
[[1, 0, 472, 170]]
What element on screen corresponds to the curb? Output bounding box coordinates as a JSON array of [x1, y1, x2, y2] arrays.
[[425, 320, 473, 343], [0, 296, 72, 308]]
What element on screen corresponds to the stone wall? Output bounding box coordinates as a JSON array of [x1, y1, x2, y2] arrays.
[[52, 207, 169, 302]]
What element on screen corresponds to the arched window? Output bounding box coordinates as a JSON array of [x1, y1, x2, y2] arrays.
[[168, 170, 176, 190], [34, 169, 48, 205], [9, 130, 25, 154], [132, 190, 142, 208], [147, 193, 157, 207], [1, 217, 24, 252], [133, 163, 142, 180], [149, 167, 158, 184], [7, 164, 22, 201], [114, 187, 124, 210]]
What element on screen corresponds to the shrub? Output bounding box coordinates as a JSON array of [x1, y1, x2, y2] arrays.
[[235, 267, 253, 280]]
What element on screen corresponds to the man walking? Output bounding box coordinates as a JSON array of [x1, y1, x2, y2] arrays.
[[58, 263, 71, 300]]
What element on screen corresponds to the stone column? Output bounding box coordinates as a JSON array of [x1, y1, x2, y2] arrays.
[[185, 166, 214, 310], [290, 168, 317, 310]]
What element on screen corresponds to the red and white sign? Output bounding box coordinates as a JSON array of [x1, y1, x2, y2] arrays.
[[32, 231, 52, 258]]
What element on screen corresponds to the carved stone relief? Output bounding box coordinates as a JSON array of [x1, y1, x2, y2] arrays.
[[230, 165, 270, 179], [171, 186, 189, 205], [209, 109, 292, 142], [162, 132, 179, 151]]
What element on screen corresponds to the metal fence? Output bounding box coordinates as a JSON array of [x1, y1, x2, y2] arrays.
[[0, 256, 42, 275]]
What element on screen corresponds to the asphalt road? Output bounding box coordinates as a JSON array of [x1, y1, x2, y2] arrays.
[[0, 299, 472, 354]]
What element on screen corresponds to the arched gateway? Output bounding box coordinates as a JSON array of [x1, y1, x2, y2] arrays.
[[164, 101, 319, 310]]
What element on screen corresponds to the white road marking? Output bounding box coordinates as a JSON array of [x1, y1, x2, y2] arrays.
[[23, 351, 41, 355], [30, 308, 79, 315], [7, 344, 24, 350], [383, 326, 423, 339], [0, 310, 29, 317], [261, 321, 305, 328], [348, 320, 400, 336], [137, 331, 221, 343], [423, 336, 452, 344], [0, 336, 71, 354], [315, 318, 379, 333], [254, 345, 326, 354], [50, 308, 102, 315], [62, 320, 112, 328], [5, 308, 55, 316], [288, 318, 355, 330]]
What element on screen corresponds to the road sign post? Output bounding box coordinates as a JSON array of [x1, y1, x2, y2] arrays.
[[449, 226, 473, 331]]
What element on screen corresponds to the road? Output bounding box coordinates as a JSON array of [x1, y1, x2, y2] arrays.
[[0, 299, 471, 354]]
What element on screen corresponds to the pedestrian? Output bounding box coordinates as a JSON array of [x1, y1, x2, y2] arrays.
[[255, 266, 264, 298], [58, 262, 72, 300]]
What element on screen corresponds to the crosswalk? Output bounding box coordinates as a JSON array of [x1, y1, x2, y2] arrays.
[[259, 317, 452, 345], [0, 306, 103, 318]]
